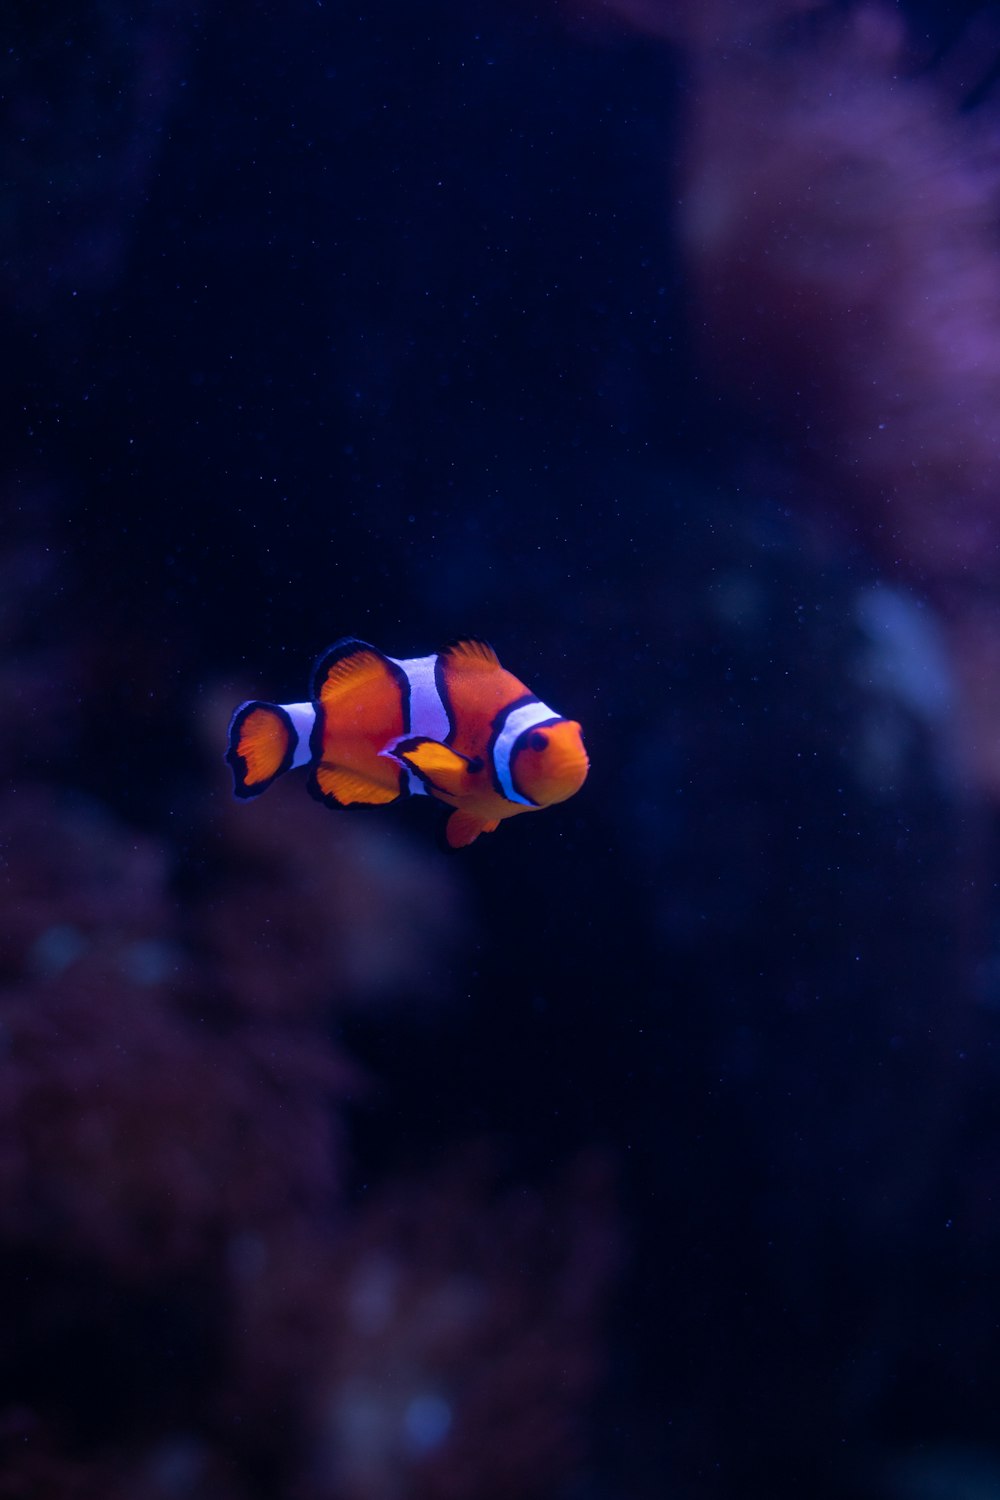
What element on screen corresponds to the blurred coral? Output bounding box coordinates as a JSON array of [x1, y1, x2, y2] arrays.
[[0, 616, 614, 1495], [585, 0, 1000, 795], [0, 787, 351, 1280], [198, 694, 467, 1022], [0, 1408, 249, 1500], [0, 485, 85, 781], [225, 1148, 619, 1500], [0, 786, 174, 987], [675, 4, 1000, 579]]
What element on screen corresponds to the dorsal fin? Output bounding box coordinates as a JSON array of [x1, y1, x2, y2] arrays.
[[311, 637, 389, 703], [437, 637, 500, 670]]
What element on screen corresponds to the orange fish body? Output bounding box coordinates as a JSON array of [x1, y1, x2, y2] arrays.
[[226, 637, 588, 847]]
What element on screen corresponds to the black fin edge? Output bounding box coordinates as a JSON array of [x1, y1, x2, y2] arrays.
[[305, 764, 404, 811], [309, 636, 381, 702], [305, 765, 350, 810], [392, 735, 476, 764]]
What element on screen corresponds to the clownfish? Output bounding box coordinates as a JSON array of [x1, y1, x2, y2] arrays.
[[226, 637, 589, 848]]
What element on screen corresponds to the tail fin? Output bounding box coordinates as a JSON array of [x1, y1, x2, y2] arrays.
[[226, 701, 296, 798]]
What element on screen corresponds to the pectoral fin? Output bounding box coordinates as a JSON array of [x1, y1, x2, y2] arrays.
[[388, 736, 473, 797]]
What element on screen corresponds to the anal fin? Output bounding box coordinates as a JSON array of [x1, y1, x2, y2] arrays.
[[313, 762, 400, 807]]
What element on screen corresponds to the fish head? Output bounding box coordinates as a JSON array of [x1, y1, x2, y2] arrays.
[[511, 719, 589, 807]]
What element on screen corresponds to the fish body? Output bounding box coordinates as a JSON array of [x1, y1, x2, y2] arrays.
[[226, 637, 588, 847]]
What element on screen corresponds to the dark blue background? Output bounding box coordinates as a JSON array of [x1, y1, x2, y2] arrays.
[[6, 2, 1000, 1496]]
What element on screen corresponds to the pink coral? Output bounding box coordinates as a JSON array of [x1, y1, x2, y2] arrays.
[[0, 740, 615, 1493], [579, 0, 1000, 794], [0, 975, 350, 1277], [676, 6, 1000, 580], [0, 1409, 249, 1500], [0, 786, 353, 1278], [226, 1148, 619, 1500], [195, 687, 468, 1023]]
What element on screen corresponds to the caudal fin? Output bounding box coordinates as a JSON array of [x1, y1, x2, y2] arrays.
[[226, 701, 296, 798]]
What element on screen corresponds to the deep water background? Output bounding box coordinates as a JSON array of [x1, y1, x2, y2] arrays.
[[7, 1, 1000, 1497]]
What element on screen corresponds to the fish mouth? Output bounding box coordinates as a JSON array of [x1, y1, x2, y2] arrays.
[[545, 749, 589, 804], [532, 736, 589, 806]]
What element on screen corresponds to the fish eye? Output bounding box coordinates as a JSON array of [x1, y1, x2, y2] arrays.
[[528, 732, 547, 752]]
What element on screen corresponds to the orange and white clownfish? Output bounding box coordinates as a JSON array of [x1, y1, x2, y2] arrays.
[[225, 637, 589, 848]]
